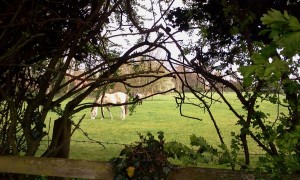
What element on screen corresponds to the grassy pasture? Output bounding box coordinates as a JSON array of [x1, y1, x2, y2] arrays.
[[41, 92, 286, 168]]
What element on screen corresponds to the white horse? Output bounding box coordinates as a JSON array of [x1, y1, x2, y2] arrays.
[[91, 92, 129, 120]]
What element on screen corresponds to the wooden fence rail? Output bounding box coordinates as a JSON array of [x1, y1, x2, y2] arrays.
[[0, 156, 113, 179], [0, 156, 299, 179]]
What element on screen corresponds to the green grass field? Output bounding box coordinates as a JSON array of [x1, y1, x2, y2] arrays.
[[41, 92, 286, 168]]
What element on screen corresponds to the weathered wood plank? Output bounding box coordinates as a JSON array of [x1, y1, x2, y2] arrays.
[[0, 156, 114, 179], [0, 156, 299, 179]]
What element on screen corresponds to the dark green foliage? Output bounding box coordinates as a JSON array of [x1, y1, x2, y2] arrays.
[[167, 0, 300, 44], [240, 9, 300, 175], [167, 0, 300, 70], [111, 132, 173, 179]]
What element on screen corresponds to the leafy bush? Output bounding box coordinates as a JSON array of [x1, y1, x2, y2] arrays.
[[111, 131, 223, 179], [111, 131, 173, 179]]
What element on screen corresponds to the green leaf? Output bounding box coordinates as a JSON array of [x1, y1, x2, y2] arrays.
[[190, 135, 207, 147], [157, 131, 164, 140], [120, 145, 132, 156], [276, 31, 300, 57], [264, 66, 276, 78], [255, 66, 266, 79], [189, 134, 198, 146], [252, 53, 268, 65], [283, 10, 290, 20], [261, 9, 287, 28], [242, 77, 254, 87], [259, 29, 271, 36], [289, 16, 300, 31], [239, 65, 258, 78], [260, 44, 277, 58], [218, 153, 231, 165], [273, 71, 282, 80], [260, 9, 300, 57], [218, 143, 228, 151], [268, 29, 280, 38]]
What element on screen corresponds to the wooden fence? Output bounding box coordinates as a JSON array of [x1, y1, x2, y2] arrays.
[[0, 156, 299, 179]]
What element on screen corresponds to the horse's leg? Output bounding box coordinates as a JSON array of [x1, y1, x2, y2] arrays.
[[107, 107, 113, 119], [120, 106, 125, 120], [91, 107, 98, 119], [100, 107, 104, 120]]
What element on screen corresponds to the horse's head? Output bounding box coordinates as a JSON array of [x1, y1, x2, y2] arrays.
[[91, 107, 98, 119]]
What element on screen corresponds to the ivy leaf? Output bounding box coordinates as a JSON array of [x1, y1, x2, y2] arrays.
[[120, 145, 132, 156], [157, 131, 164, 141]]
